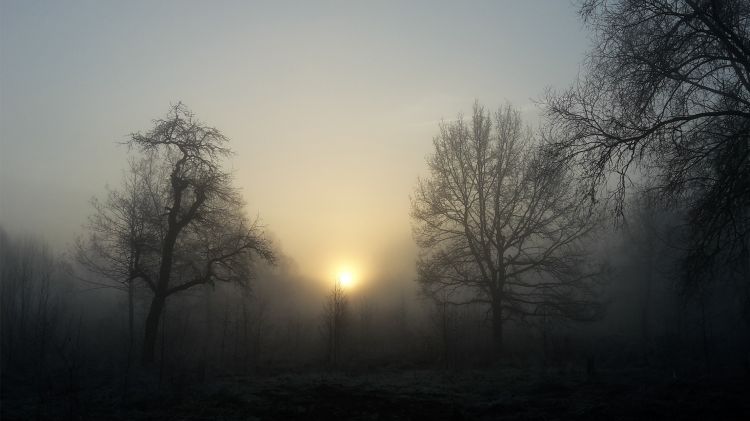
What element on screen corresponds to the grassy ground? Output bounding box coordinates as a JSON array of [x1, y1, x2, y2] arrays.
[[3, 368, 749, 420]]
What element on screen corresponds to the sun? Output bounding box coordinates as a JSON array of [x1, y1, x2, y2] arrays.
[[338, 271, 354, 288]]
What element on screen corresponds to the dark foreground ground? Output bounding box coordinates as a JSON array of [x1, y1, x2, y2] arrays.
[[3, 368, 749, 420]]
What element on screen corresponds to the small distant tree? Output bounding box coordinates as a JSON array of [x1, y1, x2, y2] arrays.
[[411, 102, 603, 357], [1, 229, 55, 372], [321, 279, 348, 367], [430, 293, 460, 367], [77, 104, 274, 366], [0, 228, 71, 399]]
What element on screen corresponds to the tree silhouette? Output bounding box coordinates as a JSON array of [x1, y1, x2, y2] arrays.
[[411, 102, 603, 357], [321, 279, 348, 367], [544, 0, 750, 284], [78, 104, 274, 365]]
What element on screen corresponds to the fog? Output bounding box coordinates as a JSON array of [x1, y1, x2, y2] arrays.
[[2, 1, 749, 420], [0, 0, 586, 285]]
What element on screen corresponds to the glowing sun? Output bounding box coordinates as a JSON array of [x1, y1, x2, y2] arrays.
[[338, 271, 354, 288]]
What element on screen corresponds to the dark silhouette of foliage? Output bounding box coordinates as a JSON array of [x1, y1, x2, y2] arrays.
[[77, 103, 274, 365], [544, 0, 750, 285]]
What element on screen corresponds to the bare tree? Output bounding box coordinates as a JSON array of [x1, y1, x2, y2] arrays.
[[411, 102, 603, 357], [78, 104, 274, 365], [321, 279, 348, 367], [76, 157, 166, 367], [544, 0, 750, 284]]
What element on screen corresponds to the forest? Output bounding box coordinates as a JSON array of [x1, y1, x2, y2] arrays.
[[1, 0, 749, 419]]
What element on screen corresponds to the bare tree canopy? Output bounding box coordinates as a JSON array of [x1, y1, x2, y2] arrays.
[[411, 102, 603, 355], [76, 158, 166, 291], [544, 0, 750, 281], [77, 103, 274, 365]]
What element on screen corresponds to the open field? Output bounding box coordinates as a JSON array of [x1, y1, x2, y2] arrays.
[[3, 369, 748, 420]]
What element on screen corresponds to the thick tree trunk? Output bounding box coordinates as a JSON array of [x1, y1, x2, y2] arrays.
[[142, 227, 178, 366], [141, 294, 166, 366]]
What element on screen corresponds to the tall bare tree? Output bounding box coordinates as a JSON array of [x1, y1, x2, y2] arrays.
[[411, 103, 602, 356], [544, 0, 750, 284], [78, 104, 274, 365]]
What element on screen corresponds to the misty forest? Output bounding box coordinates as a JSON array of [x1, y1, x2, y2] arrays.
[[1, 1, 749, 419]]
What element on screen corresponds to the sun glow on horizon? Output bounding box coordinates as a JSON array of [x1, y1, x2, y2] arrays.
[[338, 271, 355, 288]]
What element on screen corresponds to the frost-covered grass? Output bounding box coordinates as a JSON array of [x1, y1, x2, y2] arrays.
[[3, 368, 748, 420]]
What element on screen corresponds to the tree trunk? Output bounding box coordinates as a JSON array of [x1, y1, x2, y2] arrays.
[[128, 280, 135, 358], [699, 291, 711, 372], [491, 297, 504, 359], [541, 307, 548, 368], [641, 265, 652, 344], [123, 280, 135, 397], [142, 294, 165, 366], [142, 227, 178, 366]]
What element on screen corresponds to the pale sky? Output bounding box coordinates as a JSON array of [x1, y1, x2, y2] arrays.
[[0, 1, 588, 287]]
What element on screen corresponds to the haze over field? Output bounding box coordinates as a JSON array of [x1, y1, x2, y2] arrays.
[[2, 1, 749, 419], [0, 0, 587, 286]]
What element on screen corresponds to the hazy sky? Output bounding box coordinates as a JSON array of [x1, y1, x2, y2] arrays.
[[0, 1, 588, 288]]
